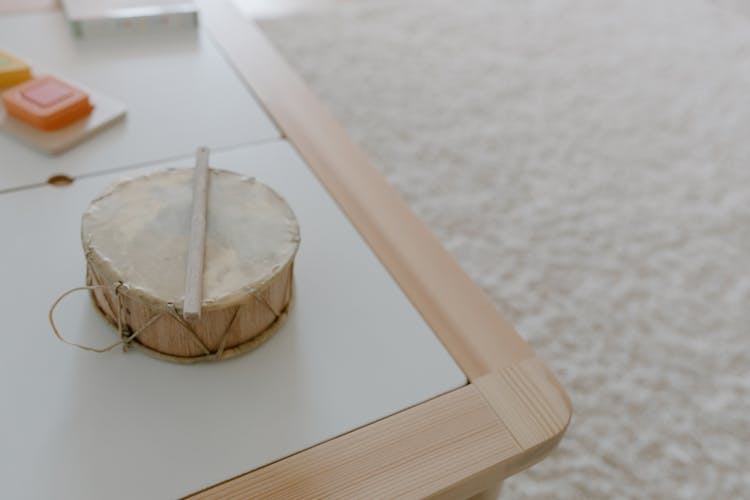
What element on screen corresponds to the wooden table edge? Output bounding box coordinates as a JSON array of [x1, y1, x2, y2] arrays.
[[189, 356, 571, 499], [191, 1, 573, 497]]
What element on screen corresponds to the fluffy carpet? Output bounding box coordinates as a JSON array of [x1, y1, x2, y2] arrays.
[[258, 1, 750, 497]]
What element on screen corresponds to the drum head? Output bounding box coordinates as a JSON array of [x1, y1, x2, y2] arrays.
[[82, 168, 300, 310]]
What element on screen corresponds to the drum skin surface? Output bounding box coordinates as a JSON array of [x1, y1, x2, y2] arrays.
[[81, 167, 300, 362]]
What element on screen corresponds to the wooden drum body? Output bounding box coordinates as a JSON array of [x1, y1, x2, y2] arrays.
[[81, 168, 300, 362]]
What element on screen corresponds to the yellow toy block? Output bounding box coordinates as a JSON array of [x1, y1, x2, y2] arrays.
[[0, 50, 32, 89]]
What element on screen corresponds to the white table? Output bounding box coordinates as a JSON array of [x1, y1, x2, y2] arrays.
[[0, 141, 466, 499], [0, 11, 279, 192]]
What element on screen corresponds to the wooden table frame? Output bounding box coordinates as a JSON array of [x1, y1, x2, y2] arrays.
[[189, 1, 572, 498]]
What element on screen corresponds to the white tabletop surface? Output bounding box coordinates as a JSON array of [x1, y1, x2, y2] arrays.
[[0, 11, 279, 192], [0, 141, 466, 499]]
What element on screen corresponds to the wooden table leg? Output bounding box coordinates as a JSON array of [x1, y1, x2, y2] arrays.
[[467, 481, 503, 500]]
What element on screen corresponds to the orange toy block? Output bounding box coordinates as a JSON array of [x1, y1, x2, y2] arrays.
[[1, 75, 94, 131]]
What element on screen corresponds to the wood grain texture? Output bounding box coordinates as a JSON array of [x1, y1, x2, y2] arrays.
[[183, 147, 210, 320], [474, 357, 572, 451], [191, 384, 516, 499], [197, 0, 535, 379], [189, 357, 570, 499], [88, 260, 294, 360]]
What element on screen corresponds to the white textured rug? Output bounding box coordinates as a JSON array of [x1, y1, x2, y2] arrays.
[[258, 1, 750, 498]]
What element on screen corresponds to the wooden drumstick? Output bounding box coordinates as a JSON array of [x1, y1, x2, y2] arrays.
[[183, 146, 210, 321]]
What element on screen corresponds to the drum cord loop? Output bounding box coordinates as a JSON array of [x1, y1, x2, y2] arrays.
[[48, 282, 163, 353], [48, 283, 282, 360]]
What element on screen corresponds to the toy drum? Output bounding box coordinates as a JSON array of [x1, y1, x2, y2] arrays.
[[75, 167, 300, 363]]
